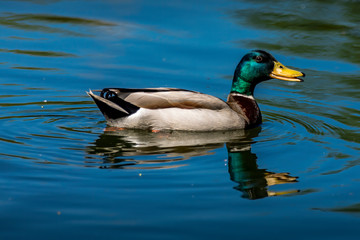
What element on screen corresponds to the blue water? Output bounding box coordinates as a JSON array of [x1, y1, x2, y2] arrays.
[[0, 0, 359, 239]]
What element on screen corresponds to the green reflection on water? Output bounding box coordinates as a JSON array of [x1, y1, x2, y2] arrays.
[[330, 203, 360, 214], [227, 141, 299, 200], [0, 13, 116, 36], [11, 66, 59, 71], [9, 13, 116, 26], [315, 203, 360, 215], [0, 48, 76, 57], [232, 0, 360, 64]]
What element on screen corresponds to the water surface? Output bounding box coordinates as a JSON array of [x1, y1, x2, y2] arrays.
[[0, 0, 359, 239]]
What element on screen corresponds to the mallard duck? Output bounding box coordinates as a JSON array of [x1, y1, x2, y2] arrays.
[[88, 50, 305, 131]]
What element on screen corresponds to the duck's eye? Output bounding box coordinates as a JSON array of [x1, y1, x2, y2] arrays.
[[255, 56, 263, 63]]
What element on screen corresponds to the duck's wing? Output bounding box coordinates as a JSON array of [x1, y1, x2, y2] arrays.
[[94, 88, 229, 110]]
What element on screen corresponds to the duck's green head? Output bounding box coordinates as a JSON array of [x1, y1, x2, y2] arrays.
[[231, 50, 305, 96]]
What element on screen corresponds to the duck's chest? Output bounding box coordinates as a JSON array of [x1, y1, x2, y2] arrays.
[[227, 94, 262, 128]]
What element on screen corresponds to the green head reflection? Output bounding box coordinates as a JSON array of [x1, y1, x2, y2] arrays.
[[227, 142, 299, 200]]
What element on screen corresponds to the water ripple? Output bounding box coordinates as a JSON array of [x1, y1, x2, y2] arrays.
[[0, 48, 76, 57], [0, 12, 116, 36]]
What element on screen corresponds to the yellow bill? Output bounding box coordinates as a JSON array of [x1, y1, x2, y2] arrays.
[[270, 61, 305, 82]]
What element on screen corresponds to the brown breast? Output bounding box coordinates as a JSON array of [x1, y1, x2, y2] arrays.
[[227, 94, 262, 128]]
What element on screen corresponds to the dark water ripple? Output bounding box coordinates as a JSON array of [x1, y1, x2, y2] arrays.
[[0, 12, 115, 37]]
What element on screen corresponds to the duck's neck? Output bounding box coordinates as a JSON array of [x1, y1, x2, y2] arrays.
[[227, 92, 262, 129], [230, 76, 255, 96]]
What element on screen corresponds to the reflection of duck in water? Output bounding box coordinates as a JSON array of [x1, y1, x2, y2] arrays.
[[87, 129, 250, 169], [227, 142, 299, 200], [87, 128, 299, 199], [88, 50, 304, 131]]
